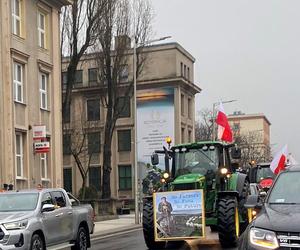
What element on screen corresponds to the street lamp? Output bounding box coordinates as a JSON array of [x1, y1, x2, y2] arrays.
[[211, 99, 237, 141], [133, 36, 171, 225]]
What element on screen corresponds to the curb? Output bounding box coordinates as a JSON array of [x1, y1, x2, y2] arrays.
[[91, 224, 142, 240]]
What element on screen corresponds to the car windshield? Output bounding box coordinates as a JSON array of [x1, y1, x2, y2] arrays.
[[0, 193, 39, 212], [257, 167, 275, 182], [268, 172, 300, 204], [174, 147, 219, 177]]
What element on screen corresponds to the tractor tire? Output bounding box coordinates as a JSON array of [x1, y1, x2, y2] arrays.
[[143, 199, 166, 249], [218, 197, 240, 248], [239, 179, 250, 233]]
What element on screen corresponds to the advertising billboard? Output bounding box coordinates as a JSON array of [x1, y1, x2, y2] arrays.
[[153, 190, 205, 240], [137, 87, 174, 178]]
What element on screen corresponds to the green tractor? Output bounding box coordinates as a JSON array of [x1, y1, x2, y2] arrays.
[[142, 141, 250, 249]]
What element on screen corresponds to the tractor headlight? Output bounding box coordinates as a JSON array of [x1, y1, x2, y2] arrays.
[[4, 220, 28, 230], [163, 172, 170, 179], [249, 228, 279, 249], [220, 168, 228, 175]]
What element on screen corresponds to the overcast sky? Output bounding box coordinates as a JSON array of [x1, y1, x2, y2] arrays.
[[151, 0, 300, 160]]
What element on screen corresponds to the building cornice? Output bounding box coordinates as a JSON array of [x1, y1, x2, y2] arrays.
[[228, 113, 271, 126], [62, 42, 196, 63]]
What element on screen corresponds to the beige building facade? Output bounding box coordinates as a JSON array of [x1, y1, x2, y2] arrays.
[[62, 43, 201, 199], [228, 112, 271, 162], [0, 0, 70, 190]]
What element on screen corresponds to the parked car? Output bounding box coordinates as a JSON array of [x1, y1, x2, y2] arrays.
[[239, 166, 300, 249], [0, 188, 94, 250]]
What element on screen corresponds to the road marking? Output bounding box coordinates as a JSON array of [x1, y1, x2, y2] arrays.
[[91, 228, 142, 242]]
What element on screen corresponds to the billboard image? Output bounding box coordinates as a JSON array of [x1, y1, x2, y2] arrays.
[[153, 190, 205, 241], [137, 87, 174, 178]]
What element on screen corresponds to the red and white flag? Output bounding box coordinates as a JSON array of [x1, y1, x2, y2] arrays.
[[216, 102, 233, 143], [270, 145, 288, 174]]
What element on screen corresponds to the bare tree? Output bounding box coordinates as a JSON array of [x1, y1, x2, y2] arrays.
[[93, 0, 153, 198], [234, 131, 271, 169], [195, 109, 214, 141], [63, 104, 101, 199], [61, 0, 106, 122]]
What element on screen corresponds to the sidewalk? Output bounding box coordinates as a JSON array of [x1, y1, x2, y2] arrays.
[[92, 213, 141, 238]]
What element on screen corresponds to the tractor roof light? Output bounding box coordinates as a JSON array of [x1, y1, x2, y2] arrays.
[[220, 168, 228, 175]]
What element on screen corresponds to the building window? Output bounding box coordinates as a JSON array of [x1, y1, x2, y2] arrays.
[[63, 104, 70, 123], [75, 70, 83, 87], [180, 62, 183, 76], [181, 94, 185, 116], [12, 0, 22, 36], [188, 98, 192, 119], [41, 153, 47, 179], [233, 123, 240, 132], [40, 73, 48, 110], [118, 130, 131, 152], [87, 99, 100, 121], [117, 96, 130, 118], [187, 67, 190, 81], [88, 68, 98, 86], [88, 132, 101, 155], [89, 166, 101, 191], [63, 168, 72, 193], [62, 72, 67, 89], [118, 165, 132, 190], [188, 130, 192, 143], [181, 128, 185, 143], [63, 134, 71, 155], [13, 62, 24, 103], [119, 65, 128, 82], [15, 132, 24, 178], [38, 11, 46, 48], [184, 65, 186, 78]]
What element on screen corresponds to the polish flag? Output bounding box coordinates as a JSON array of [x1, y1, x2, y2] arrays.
[[216, 102, 233, 143], [288, 154, 298, 166], [270, 145, 288, 174]]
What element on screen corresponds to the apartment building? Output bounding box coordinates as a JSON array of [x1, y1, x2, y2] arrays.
[[62, 42, 201, 199], [228, 111, 271, 162], [0, 0, 71, 190]]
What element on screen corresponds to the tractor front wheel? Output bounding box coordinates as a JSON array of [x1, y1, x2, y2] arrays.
[[218, 197, 240, 248], [143, 199, 166, 249]]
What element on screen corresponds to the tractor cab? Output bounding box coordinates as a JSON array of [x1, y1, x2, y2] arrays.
[[248, 162, 275, 193], [151, 141, 241, 191]]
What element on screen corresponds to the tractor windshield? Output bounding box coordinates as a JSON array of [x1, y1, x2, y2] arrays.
[[174, 147, 219, 177]]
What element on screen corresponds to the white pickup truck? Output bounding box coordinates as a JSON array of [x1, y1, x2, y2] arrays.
[[0, 188, 94, 250]]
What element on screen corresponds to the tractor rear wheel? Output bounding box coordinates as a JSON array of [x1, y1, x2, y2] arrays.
[[143, 199, 166, 249], [218, 197, 240, 248], [239, 179, 250, 233]]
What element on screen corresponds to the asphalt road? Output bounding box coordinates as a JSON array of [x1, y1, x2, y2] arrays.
[[90, 229, 238, 250]]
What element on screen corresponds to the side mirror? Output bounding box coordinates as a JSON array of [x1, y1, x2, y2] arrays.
[[151, 154, 159, 166], [42, 204, 55, 213], [244, 195, 263, 209], [231, 147, 241, 159]]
